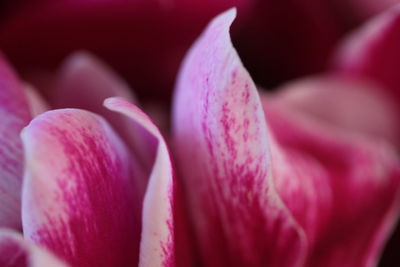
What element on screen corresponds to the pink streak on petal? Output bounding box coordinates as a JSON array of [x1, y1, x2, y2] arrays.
[[104, 97, 175, 267], [173, 9, 307, 266], [0, 229, 69, 267], [0, 53, 31, 229], [333, 5, 400, 112], [21, 109, 144, 267], [262, 95, 400, 267]]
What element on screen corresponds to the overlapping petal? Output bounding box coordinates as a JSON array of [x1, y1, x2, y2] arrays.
[[0, 53, 33, 229], [333, 4, 400, 112], [262, 96, 400, 266], [105, 97, 176, 267], [173, 8, 400, 267], [47, 52, 156, 169], [21, 108, 144, 267], [0, 229, 69, 267]]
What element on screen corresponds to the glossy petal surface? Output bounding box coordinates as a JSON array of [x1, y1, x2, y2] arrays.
[[0, 53, 31, 229], [21, 109, 143, 267], [173, 9, 307, 266], [105, 97, 175, 267], [0, 229, 69, 267]]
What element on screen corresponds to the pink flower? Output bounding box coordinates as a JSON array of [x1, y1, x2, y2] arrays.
[[0, 4, 399, 267]]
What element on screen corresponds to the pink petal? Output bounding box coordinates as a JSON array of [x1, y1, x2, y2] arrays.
[[173, 9, 307, 266], [0, 53, 31, 229], [262, 94, 400, 267], [333, 5, 400, 112], [51, 52, 158, 172], [21, 108, 145, 267], [274, 76, 400, 146], [51, 51, 136, 110], [0, 229, 69, 267], [104, 97, 175, 267]]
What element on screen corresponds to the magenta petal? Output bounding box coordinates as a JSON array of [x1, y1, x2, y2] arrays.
[[104, 97, 175, 267], [0, 53, 31, 229], [0, 229, 69, 267], [333, 5, 400, 112], [21, 109, 144, 267], [173, 9, 307, 266], [262, 95, 400, 267]]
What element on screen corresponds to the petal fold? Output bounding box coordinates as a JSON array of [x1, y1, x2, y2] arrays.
[[104, 97, 175, 267]]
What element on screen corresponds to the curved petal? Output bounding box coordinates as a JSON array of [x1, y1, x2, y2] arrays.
[[274, 76, 400, 146], [104, 97, 175, 267], [333, 5, 400, 112], [0, 229, 69, 267], [21, 108, 144, 266], [0, 53, 31, 229], [261, 94, 400, 267], [173, 9, 307, 266]]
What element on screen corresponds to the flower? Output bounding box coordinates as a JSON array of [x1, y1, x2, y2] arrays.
[[0, 3, 399, 267]]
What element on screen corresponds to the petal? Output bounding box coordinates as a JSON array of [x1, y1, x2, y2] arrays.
[[173, 9, 307, 266], [333, 5, 400, 111], [104, 97, 175, 267], [0, 229, 69, 267], [0, 53, 31, 229], [51, 51, 136, 110], [21, 109, 145, 266], [48, 52, 151, 166], [274, 76, 400, 146], [261, 94, 400, 267]]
